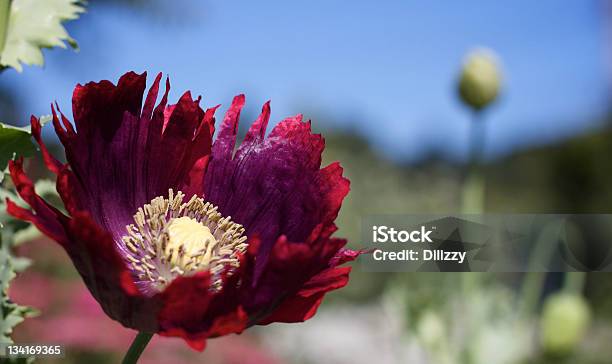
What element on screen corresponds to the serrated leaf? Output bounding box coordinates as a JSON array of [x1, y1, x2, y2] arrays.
[[0, 0, 85, 72], [0, 302, 37, 345], [0, 229, 37, 347], [0, 240, 16, 293]]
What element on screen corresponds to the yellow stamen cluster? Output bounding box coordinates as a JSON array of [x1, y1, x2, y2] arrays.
[[121, 189, 247, 294]]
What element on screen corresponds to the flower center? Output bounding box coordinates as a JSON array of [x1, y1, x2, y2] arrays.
[[166, 217, 217, 269], [120, 189, 247, 295]]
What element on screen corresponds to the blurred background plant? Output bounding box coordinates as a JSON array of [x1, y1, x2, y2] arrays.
[[2, 0, 612, 363]]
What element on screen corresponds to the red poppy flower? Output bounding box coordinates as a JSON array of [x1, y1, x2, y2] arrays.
[[6, 71, 360, 351]]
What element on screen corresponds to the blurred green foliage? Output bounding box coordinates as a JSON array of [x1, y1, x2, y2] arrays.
[[320, 119, 612, 362]]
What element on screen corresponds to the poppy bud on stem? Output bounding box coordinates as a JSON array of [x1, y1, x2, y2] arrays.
[[457, 48, 502, 294], [458, 48, 502, 214]]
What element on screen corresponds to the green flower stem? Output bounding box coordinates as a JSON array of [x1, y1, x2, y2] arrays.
[[461, 111, 486, 293], [519, 221, 564, 316], [461, 111, 486, 214], [0, 0, 10, 55], [121, 332, 153, 364]]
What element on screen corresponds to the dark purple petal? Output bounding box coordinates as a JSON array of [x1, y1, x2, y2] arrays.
[[204, 102, 350, 274], [6, 159, 69, 245], [53, 72, 213, 239]]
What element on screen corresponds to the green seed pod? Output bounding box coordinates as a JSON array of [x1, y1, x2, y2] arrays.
[[458, 48, 502, 111], [540, 293, 591, 356]]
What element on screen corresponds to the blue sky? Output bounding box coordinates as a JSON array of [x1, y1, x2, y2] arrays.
[[1, 0, 609, 162]]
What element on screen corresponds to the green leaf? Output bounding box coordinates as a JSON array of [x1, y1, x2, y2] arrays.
[[0, 122, 35, 173], [0, 116, 53, 182], [0, 229, 37, 346], [0, 0, 85, 72]]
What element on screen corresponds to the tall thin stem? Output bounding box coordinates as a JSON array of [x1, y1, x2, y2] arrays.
[[0, 0, 11, 55], [121, 332, 153, 364], [519, 221, 564, 316], [460, 112, 487, 305], [461, 111, 486, 214]]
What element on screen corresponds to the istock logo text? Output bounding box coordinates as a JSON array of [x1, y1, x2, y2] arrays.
[[372, 225, 434, 243]]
